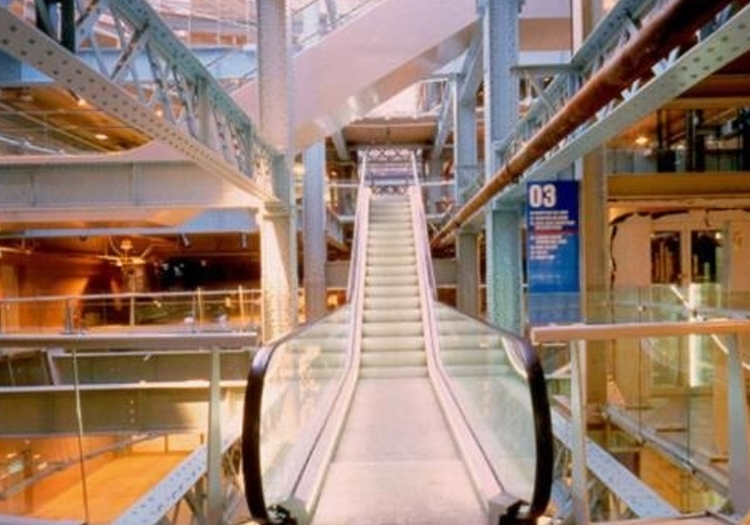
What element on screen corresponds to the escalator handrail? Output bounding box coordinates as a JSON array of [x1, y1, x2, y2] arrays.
[[436, 304, 554, 519], [241, 305, 348, 519], [408, 182, 553, 520], [242, 180, 372, 521]]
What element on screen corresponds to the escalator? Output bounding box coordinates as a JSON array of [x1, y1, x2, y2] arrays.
[[242, 179, 552, 524]]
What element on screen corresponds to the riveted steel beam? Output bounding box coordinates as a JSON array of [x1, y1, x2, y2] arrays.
[[0, 3, 281, 207], [432, 0, 750, 247]]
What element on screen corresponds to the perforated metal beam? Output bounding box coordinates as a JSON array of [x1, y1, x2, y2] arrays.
[[111, 425, 244, 525], [0, 382, 246, 436], [431, 1, 750, 246], [0, 160, 262, 227], [551, 410, 679, 518], [0, 4, 280, 207]]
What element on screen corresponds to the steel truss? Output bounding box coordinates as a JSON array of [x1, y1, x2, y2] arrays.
[[0, 0, 281, 206]]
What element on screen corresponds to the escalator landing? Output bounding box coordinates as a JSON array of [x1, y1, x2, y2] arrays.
[[311, 377, 486, 525]]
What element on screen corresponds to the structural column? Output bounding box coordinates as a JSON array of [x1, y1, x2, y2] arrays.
[[303, 142, 328, 321], [483, 0, 522, 332], [454, 76, 480, 316], [297, 4, 328, 321], [456, 228, 480, 315], [487, 207, 524, 332], [257, 0, 297, 341], [0, 265, 20, 331], [580, 149, 609, 407], [259, 199, 297, 340], [574, 0, 612, 408]]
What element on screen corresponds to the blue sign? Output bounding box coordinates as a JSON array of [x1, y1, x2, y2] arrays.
[[526, 180, 580, 324]]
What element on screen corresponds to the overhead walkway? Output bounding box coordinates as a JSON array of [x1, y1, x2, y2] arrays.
[[241, 181, 553, 524]]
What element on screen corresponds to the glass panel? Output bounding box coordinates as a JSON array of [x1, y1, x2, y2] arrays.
[[433, 303, 538, 504], [259, 306, 351, 506], [649, 336, 683, 388], [604, 332, 732, 512]]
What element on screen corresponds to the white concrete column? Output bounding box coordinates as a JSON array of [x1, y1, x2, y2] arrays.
[[580, 148, 608, 406], [258, 0, 292, 156], [572, 1, 610, 406]]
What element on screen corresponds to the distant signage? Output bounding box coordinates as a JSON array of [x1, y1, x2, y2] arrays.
[[526, 180, 580, 324]]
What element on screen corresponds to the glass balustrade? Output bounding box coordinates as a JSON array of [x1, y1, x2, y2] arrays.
[[532, 318, 750, 517], [245, 305, 353, 516], [0, 287, 262, 336], [597, 330, 741, 511], [432, 302, 551, 515]]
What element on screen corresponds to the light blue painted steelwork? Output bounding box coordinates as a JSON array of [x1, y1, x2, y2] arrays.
[[482, 0, 523, 331]]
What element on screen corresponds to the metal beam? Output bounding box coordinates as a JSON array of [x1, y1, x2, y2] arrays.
[[0, 332, 256, 350], [0, 5, 280, 207], [513, 4, 750, 194], [330, 130, 351, 162], [0, 46, 257, 86], [110, 423, 244, 525], [0, 161, 262, 226], [430, 80, 454, 161], [0, 382, 246, 436], [431, 0, 750, 246], [0, 209, 259, 239], [457, 25, 483, 105], [551, 410, 679, 518]]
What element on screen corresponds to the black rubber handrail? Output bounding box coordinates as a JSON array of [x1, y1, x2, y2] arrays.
[[241, 306, 353, 521], [242, 174, 372, 522], [432, 305, 553, 522], [407, 178, 553, 521], [516, 332, 554, 519], [241, 341, 270, 519]]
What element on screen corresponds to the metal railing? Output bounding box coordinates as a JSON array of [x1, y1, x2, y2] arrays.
[[0, 286, 261, 336], [532, 319, 750, 522], [0, 330, 256, 524]]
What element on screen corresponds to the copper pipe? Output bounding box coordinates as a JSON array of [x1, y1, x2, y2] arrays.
[[431, 0, 747, 247]]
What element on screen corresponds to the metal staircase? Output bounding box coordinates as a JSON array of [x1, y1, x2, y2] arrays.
[[360, 194, 427, 378]]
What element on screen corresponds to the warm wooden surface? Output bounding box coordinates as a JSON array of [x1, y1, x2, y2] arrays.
[[27, 453, 187, 525]]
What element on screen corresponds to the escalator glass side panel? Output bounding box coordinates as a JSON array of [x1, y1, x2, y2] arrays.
[[433, 302, 553, 518], [243, 305, 351, 518]]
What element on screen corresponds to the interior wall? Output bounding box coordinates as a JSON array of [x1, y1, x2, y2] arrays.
[[610, 209, 750, 292]]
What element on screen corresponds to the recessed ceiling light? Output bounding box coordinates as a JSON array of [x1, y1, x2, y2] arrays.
[[94, 133, 109, 141]]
